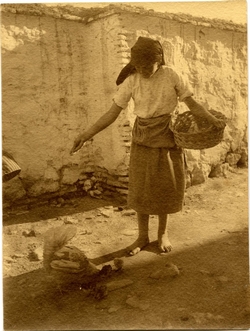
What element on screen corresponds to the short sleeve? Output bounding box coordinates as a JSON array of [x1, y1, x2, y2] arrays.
[[174, 71, 193, 102], [113, 77, 132, 109]]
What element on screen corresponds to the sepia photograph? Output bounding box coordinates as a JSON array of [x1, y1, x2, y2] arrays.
[[1, 1, 248, 330]]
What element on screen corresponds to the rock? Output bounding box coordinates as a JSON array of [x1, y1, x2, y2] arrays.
[[225, 152, 242, 166], [63, 216, 78, 224], [4, 257, 15, 263], [93, 189, 102, 196], [106, 279, 133, 292], [61, 167, 81, 185], [114, 258, 124, 270], [121, 209, 136, 216], [209, 163, 230, 178], [83, 179, 92, 192], [22, 230, 36, 237], [101, 209, 113, 218], [121, 229, 137, 236], [28, 247, 43, 261], [150, 263, 180, 280], [89, 190, 101, 198], [12, 253, 25, 258], [57, 197, 65, 205]]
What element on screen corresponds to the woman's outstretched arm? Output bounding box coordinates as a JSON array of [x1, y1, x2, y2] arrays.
[[70, 102, 123, 155]]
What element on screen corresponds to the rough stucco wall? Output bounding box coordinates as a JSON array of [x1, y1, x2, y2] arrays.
[[114, 12, 248, 186], [1, 11, 126, 201], [2, 7, 248, 203]]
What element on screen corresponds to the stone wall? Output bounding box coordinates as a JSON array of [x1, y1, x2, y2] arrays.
[[1, 4, 247, 206]]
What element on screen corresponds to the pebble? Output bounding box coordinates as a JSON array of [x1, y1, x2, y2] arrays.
[[93, 189, 102, 196], [121, 209, 136, 216], [121, 229, 136, 236], [101, 210, 113, 218], [4, 257, 15, 263], [63, 217, 78, 225], [12, 253, 25, 258]]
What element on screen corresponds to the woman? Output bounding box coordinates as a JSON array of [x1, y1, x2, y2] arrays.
[[70, 37, 225, 255]]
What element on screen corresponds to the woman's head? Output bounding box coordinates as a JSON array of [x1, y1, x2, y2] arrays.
[[116, 37, 165, 85], [130, 37, 165, 67]]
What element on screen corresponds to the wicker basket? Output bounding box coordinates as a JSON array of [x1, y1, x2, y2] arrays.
[[2, 151, 21, 182], [170, 109, 227, 150]]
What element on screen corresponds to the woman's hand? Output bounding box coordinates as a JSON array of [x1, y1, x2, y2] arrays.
[[70, 103, 123, 156], [70, 132, 90, 155]]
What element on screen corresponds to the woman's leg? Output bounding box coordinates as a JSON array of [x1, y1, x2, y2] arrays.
[[158, 214, 172, 252], [128, 213, 150, 255]]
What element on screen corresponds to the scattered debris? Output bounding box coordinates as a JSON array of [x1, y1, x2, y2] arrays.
[[22, 230, 36, 237]]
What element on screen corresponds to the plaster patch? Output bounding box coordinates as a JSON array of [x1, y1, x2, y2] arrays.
[[1, 24, 46, 52]]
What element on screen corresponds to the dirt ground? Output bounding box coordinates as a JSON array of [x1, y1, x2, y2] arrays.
[[2, 168, 249, 330]]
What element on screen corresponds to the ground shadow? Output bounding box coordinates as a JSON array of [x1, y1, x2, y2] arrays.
[[3, 196, 122, 226], [3, 227, 249, 330]]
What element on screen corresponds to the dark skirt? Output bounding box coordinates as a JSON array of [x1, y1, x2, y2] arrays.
[[127, 142, 185, 215]]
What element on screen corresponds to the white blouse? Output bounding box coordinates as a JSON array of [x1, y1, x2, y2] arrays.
[[113, 66, 193, 119]]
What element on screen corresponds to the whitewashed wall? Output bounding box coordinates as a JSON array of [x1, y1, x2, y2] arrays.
[[2, 5, 247, 204]]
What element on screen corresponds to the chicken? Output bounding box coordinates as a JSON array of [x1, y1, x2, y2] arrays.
[[43, 225, 114, 299]]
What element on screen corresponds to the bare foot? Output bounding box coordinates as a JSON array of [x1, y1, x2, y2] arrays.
[[158, 233, 172, 253], [127, 237, 149, 256]]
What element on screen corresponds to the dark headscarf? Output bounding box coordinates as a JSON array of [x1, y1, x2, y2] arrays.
[[116, 37, 165, 86]]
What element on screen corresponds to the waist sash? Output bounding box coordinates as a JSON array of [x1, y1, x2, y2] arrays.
[[132, 114, 175, 148]]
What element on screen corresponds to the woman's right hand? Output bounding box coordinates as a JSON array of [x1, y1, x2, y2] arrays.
[[70, 132, 90, 155]]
